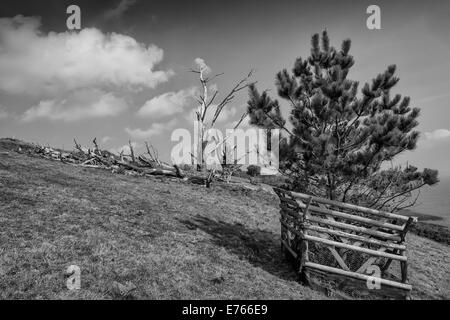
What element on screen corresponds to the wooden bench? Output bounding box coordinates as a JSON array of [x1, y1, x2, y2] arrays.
[[274, 187, 416, 299]]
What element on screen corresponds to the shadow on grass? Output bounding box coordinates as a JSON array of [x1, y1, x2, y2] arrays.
[[180, 215, 299, 282], [0, 190, 38, 207]]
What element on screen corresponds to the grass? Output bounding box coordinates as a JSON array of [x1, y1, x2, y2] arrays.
[[0, 138, 449, 300]]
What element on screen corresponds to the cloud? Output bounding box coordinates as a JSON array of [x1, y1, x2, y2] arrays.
[[0, 106, 8, 120], [209, 83, 218, 92], [104, 0, 138, 20], [225, 113, 251, 130], [424, 129, 450, 140], [194, 57, 211, 74], [184, 105, 240, 126], [110, 141, 141, 155], [125, 119, 177, 139], [417, 93, 450, 104], [101, 136, 112, 144], [137, 88, 196, 118], [22, 89, 128, 122], [216, 106, 238, 123], [0, 15, 172, 96]]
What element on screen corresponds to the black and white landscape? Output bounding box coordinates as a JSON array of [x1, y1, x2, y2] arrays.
[[0, 0, 449, 302]]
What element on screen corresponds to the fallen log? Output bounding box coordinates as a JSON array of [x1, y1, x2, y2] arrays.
[[138, 155, 155, 168], [81, 158, 96, 165], [117, 160, 182, 177], [26, 139, 187, 180], [117, 160, 146, 172], [92, 153, 115, 166], [145, 169, 179, 177]]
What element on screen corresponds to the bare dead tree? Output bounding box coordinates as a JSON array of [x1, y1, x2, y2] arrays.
[[92, 137, 100, 155], [128, 140, 135, 163], [145, 141, 161, 166], [189, 61, 255, 169], [74, 139, 83, 153]]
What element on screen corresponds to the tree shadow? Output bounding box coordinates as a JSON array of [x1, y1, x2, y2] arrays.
[[179, 215, 299, 282]]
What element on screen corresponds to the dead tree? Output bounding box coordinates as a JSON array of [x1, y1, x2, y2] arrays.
[[189, 60, 255, 170], [92, 138, 100, 155], [128, 140, 136, 163]]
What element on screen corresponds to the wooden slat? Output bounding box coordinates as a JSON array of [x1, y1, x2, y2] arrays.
[[297, 201, 404, 232], [285, 189, 415, 223], [304, 262, 412, 291], [280, 219, 303, 237], [281, 239, 298, 258], [299, 239, 310, 284], [280, 213, 296, 224], [307, 268, 410, 299], [279, 205, 301, 219], [304, 225, 406, 250], [280, 197, 301, 208], [356, 248, 387, 273], [303, 196, 312, 220], [316, 202, 349, 244], [304, 234, 407, 261], [400, 217, 415, 241], [280, 213, 300, 227], [308, 215, 401, 242], [327, 247, 350, 271], [401, 261, 408, 283]]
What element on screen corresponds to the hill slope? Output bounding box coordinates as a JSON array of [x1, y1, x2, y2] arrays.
[[0, 139, 448, 299]]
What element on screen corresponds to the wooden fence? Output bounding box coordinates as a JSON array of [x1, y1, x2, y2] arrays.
[[273, 187, 416, 299]]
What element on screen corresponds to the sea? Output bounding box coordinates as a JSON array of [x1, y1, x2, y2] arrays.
[[409, 176, 450, 228]]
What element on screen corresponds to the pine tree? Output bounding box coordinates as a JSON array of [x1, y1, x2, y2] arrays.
[[247, 31, 438, 211]]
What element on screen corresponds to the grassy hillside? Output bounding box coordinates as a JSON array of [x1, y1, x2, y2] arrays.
[[0, 139, 448, 299]]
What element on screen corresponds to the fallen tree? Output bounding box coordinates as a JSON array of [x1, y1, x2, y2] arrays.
[[24, 138, 185, 179], [20, 138, 258, 188]]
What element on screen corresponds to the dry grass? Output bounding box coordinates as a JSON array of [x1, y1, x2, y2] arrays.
[[0, 138, 448, 300], [0, 139, 323, 299], [407, 233, 450, 299]]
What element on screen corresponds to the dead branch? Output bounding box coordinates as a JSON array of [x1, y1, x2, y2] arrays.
[[74, 139, 84, 153], [211, 70, 255, 126], [128, 140, 136, 163], [92, 137, 100, 154]]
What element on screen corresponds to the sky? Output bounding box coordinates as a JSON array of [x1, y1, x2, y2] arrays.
[[0, 0, 449, 175]]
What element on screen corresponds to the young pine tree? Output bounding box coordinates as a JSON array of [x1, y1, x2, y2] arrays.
[[247, 31, 438, 211]]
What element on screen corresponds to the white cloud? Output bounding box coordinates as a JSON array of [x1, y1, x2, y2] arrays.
[[101, 136, 112, 144], [217, 106, 238, 123], [424, 129, 450, 140], [417, 93, 450, 104], [104, 0, 137, 20], [137, 88, 196, 118], [110, 141, 141, 155], [125, 119, 177, 139], [184, 108, 197, 123], [22, 89, 128, 122], [0, 15, 172, 96], [225, 113, 251, 130], [0, 106, 8, 120], [209, 83, 218, 92], [184, 105, 240, 125], [194, 57, 211, 74]]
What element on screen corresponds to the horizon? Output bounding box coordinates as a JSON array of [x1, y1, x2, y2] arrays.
[[1, 0, 450, 176]]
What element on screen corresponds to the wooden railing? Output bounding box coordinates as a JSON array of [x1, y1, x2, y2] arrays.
[[274, 187, 416, 299]]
